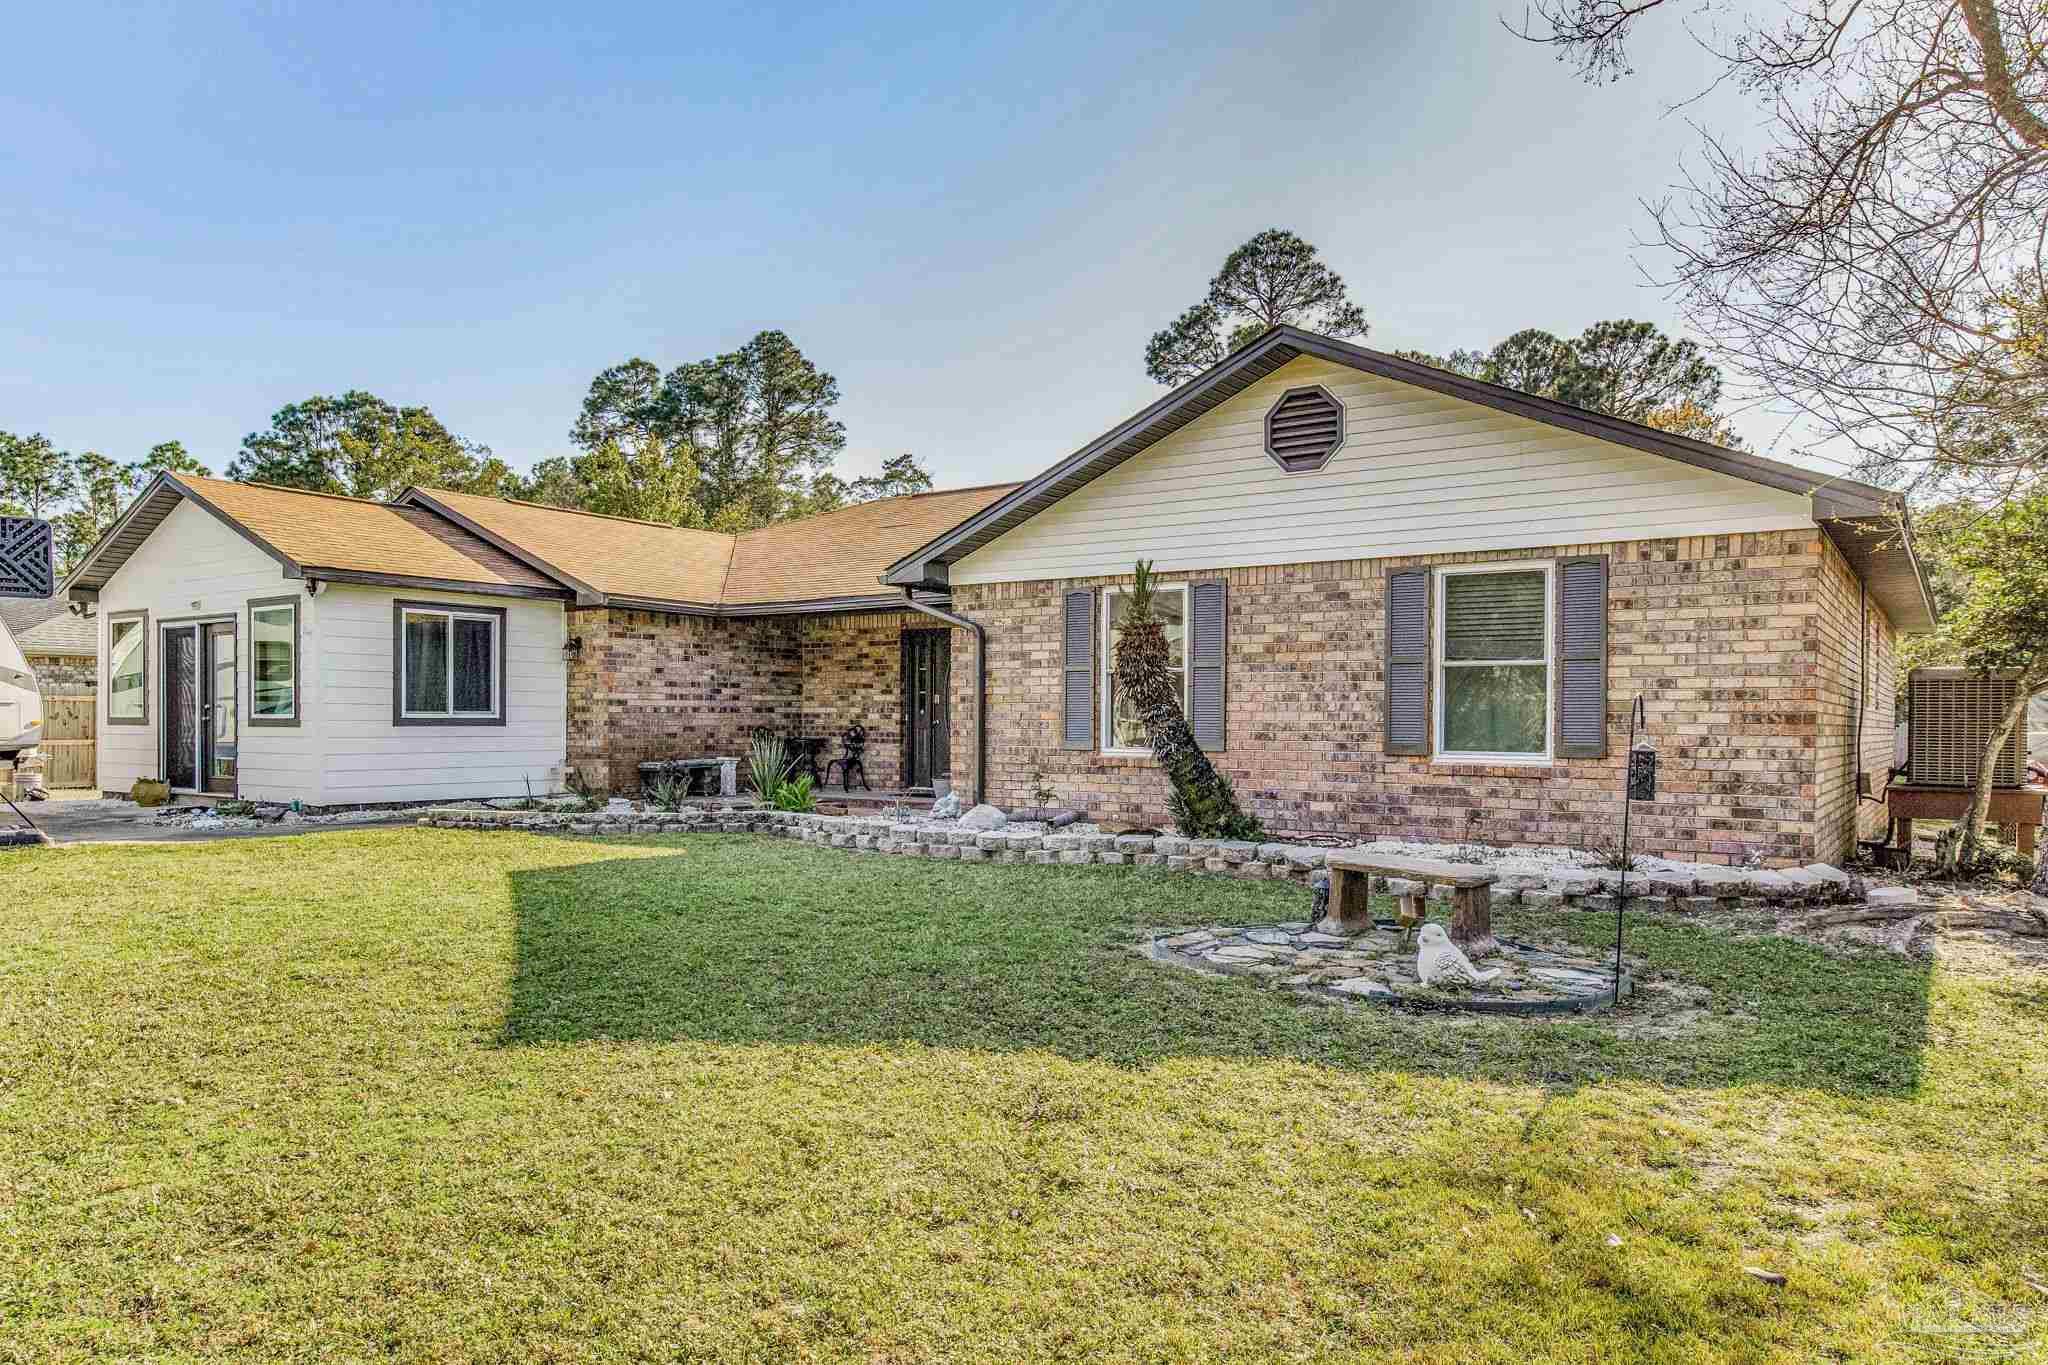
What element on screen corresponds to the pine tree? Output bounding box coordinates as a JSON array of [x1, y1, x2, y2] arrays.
[[1111, 560, 1263, 839]]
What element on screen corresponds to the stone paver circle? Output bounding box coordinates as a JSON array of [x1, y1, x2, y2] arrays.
[[1151, 920, 1634, 1015]]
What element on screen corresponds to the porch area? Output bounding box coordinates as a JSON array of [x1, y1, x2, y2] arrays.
[[566, 605, 963, 800]]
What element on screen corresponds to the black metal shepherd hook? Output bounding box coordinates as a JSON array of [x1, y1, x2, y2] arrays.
[[1614, 694, 1655, 1006]]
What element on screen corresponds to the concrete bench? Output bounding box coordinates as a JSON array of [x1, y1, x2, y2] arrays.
[[1322, 850, 1500, 955], [638, 758, 738, 798]]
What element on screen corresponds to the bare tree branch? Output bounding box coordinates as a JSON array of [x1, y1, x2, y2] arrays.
[[1515, 0, 2048, 499]]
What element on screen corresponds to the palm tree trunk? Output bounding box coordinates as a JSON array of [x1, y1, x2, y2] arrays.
[[1115, 606, 1260, 839]]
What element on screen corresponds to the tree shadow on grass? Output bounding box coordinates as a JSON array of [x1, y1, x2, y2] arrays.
[[499, 837, 1930, 1095]]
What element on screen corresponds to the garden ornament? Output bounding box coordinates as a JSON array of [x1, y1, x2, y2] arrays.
[[1416, 923, 1502, 988]]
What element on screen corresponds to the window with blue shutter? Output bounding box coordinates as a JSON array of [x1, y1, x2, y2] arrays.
[[1555, 556, 1609, 758], [1061, 589, 1095, 750], [1385, 568, 1431, 755], [1189, 581, 1226, 750]]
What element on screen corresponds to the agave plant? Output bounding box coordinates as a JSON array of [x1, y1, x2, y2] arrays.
[[1112, 559, 1262, 839], [747, 733, 790, 798]]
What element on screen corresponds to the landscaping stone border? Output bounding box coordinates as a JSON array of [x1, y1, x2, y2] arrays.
[[416, 804, 1875, 913]]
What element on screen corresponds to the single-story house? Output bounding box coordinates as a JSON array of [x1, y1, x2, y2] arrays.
[[63, 326, 1933, 863], [60, 473, 1012, 807]]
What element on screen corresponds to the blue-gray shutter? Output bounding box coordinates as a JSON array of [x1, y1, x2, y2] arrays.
[[1061, 588, 1095, 750], [1384, 568, 1430, 756], [1555, 555, 1609, 759], [1189, 581, 1226, 750]]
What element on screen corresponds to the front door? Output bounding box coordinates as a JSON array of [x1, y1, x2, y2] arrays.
[[161, 622, 236, 795], [901, 630, 951, 790], [163, 626, 199, 791]]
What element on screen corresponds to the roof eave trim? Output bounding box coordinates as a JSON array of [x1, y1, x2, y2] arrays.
[[56, 472, 303, 599], [301, 567, 572, 601], [392, 488, 607, 606], [879, 331, 1303, 585], [1285, 331, 1873, 503], [598, 592, 913, 617], [723, 593, 910, 617], [882, 323, 1907, 581], [1816, 506, 1939, 634]]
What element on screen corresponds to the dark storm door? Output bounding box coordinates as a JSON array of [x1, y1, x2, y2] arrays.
[[162, 625, 200, 791], [901, 630, 951, 790], [203, 621, 237, 795]]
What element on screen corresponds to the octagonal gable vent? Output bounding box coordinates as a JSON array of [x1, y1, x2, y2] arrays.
[[1263, 385, 1344, 472]]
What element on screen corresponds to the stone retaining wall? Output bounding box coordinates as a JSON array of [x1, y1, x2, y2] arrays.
[[417, 806, 1867, 911]]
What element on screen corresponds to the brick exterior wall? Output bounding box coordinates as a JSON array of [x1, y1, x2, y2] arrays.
[[947, 529, 1887, 866], [26, 653, 95, 695], [1813, 534, 1899, 860], [564, 607, 945, 796], [799, 611, 918, 792], [566, 608, 801, 794]]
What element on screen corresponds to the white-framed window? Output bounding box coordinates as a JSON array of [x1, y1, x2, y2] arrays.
[[1435, 562, 1552, 763], [395, 602, 503, 724], [107, 611, 148, 724], [1101, 582, 1188, 755], [249, 597, 299, 724]]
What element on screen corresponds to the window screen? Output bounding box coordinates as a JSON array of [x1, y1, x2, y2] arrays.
[[252, 604, 295, 718], [453, 616, 494, 714], [1440, 569, 1548, 757], [404, 612, 450, 715], [108, 617, 146, 721]]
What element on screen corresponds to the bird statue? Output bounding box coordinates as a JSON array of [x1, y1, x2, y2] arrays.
[[1416, 923, 1501, 988]]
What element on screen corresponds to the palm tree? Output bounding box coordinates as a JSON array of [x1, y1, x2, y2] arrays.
[[1112, 560, 1263, 839]]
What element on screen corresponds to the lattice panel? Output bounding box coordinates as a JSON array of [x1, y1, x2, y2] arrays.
[[1909, 673, 2027, 787], [0, 517, 54, 599]]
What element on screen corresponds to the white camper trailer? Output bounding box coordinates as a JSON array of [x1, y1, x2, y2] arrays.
[[0, 610, 44, 759]]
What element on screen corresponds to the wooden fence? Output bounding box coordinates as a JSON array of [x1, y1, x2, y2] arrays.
[[40, 694, 95, 789]]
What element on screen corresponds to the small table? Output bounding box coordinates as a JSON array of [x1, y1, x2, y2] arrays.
[[1322, 851, 1501, 956]]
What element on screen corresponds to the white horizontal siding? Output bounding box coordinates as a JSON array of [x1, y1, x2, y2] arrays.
[[96, 499, 323, 804], [314, 584, 566, 806], [953, 355, 1816, 584], [95, 500, 567, 807]]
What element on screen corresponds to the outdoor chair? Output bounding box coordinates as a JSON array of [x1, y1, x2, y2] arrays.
[[825, 725, 869, 791]]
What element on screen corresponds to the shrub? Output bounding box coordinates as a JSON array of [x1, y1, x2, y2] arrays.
[[770, 775, 816, 812], [645, 775, 690, 812]]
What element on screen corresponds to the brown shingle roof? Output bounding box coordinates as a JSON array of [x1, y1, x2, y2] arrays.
[[724, 484, 1018, 605], [407, 482, 1018, 610], [171, 475, 563, 593], [409, 489, 735, 606], [65, 473, 1018, 615]]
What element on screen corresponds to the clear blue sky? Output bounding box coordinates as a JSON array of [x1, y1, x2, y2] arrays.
[[2, 0, 1821, 489]]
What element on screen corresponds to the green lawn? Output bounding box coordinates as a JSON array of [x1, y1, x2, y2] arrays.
[[1, 830, 2042, 1362]]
